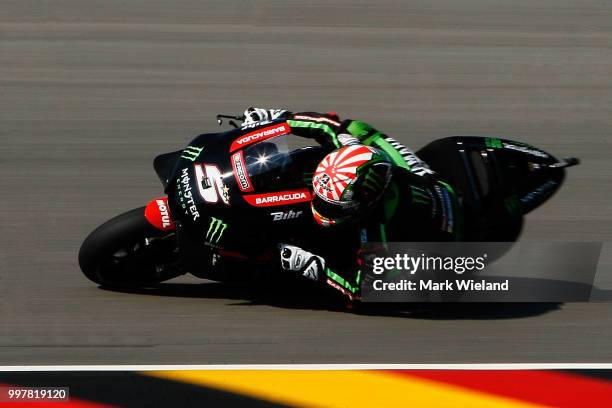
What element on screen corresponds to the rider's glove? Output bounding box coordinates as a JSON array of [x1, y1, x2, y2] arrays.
[[242, 107, 288, 126], [279, 244, 325, 282]]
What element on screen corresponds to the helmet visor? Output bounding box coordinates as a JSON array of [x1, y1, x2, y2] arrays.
[[311, 194, 361, 225]]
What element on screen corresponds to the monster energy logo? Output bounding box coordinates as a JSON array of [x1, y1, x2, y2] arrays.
[[206, 217, 227, 243], [181, 146, 204, 161], [485, 138, 503, 149], [411, 186, 431, 205], [504, 195, 521, 215], [362, 168, 385, 192]]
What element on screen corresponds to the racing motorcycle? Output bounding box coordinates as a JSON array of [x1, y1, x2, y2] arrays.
[[78, 114, 579, 288]]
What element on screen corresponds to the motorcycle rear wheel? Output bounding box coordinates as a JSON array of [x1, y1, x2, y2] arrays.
[[78, 207, 182, 288]]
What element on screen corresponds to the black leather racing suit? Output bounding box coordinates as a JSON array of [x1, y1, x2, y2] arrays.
[[281, 111, 460, 300]]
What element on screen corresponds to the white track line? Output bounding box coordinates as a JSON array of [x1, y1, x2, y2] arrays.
[[0, 364, 611, 371]]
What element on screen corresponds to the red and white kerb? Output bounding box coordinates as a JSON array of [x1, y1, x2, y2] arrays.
[[312, 145, 374, 202]]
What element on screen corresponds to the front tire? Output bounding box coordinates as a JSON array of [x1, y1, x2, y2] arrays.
[[79, 207, 182, 288]]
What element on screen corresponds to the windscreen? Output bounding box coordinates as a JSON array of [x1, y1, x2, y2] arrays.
[[236, 134, 321, 193], [240, 135, 293, 192]]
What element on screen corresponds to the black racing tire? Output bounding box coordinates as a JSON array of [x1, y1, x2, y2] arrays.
[[78, 207, 181, 288]]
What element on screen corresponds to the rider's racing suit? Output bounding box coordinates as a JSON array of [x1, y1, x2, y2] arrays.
[[250, 110, 461, 301]]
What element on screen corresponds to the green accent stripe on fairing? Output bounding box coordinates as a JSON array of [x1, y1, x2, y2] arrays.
[[326, 269, 359, 293], [287, 120, 340, 148]]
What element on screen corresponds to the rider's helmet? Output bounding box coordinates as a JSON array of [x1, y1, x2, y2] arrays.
[[311, 145, 393, 226]]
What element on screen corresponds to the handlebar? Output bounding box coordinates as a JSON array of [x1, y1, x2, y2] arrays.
[[550, 157, 580, 168], [216, 114, 244, 128]]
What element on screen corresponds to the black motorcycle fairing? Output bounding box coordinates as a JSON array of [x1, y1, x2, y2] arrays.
[[418, 136, 566, 216], [153, 150, 182, 189], [158, 124, 328, 277]]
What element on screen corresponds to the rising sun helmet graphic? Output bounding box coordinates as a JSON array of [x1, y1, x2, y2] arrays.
[[311, 145, 393, 226]]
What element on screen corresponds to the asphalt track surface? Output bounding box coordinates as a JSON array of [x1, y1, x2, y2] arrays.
[[1, 1, 611, 364]]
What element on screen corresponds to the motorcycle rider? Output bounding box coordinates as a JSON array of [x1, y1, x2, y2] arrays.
[[241, 107, 460, 301]]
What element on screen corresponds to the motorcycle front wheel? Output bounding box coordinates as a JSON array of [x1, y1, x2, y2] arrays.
[[78, 207, 182, 288]]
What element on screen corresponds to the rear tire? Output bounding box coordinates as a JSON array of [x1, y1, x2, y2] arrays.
[[78, 207, 182, 288]]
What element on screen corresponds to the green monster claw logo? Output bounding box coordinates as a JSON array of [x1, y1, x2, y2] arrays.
[[361, 168, 384, 192], [181, 146, 204, 162], [485, 138, 503, 149], [410, 186, 431, 205], [504, 195, 521, 215], [206, 217, 227, 244]]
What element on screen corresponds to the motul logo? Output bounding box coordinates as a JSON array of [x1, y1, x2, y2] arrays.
[[244, 189, 312, 207], [144, 197, 176, 231], [230, 123, 290, 152], [156, 199, 171, 228]]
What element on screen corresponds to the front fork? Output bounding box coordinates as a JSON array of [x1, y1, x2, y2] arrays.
[[143, 196, 186, 279], [145, 196, 220, 279]]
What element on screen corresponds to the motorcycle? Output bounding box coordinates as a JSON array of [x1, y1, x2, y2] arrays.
[[78, 114, 579, 288]]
